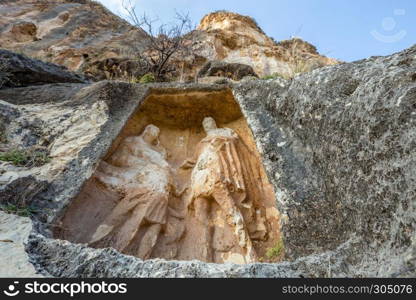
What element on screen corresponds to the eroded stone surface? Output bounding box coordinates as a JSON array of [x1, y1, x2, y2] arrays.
[[53, 93, 281, 264], [0, 49, 87, 88], [1, 44, 415, 277], [0, 212, 43, 277], [0, 1, 336, 80], [197, 60, 258, 80]]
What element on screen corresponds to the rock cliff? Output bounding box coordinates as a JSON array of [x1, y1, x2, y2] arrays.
[[194, 11, 338, 78], [0, 44, 415, 277], [0, 0, 147, 79], [0, 1, 336, 80]]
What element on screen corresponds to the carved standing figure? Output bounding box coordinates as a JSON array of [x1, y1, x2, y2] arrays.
[[181, 117, 263, 263], [89, 124, 176, 259]]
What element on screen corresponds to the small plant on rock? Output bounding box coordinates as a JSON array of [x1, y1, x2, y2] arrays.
[[0, 203, 38, 217], [139, 73, 155, 83], [265, 237, 284, 260], [261, 73, 291, 80], [0, 147, 50, 167]]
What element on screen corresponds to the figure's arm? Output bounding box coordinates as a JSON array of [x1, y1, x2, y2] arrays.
[[180, 159, 196, 169], [97, 161, 123, 176], [179, 152, 197, 169], [180, 142, 202, 169], [165, 182, 187, 219], [173, 185, 188, 197], [95, 170, 123, 189], [155, 139, 167, 157]]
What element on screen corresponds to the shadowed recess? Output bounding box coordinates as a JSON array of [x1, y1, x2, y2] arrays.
[[54, 89, 282, 264]]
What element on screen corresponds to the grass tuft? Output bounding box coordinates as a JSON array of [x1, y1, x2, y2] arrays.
[[0, 203, 38, 217], [266, 237, 284, 259], [262, 73, 291, 80], [138, 73, 155, 84], [0, 147, 50, 167]]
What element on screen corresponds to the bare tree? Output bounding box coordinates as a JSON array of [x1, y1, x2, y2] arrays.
[[122, 0, 196, 82]]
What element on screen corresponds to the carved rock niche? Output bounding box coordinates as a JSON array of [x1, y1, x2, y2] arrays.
[[54, 89, 282, 264]]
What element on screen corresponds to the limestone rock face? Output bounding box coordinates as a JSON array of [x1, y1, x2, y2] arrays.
[[0, 0, 147, 78], [0, 49, 87, 88], [0, 1, 336, 80], [0, 45, 415, 277], [0, 212, 42, 277], [193, 11, 338, 78], [9, 21, 38, 43]]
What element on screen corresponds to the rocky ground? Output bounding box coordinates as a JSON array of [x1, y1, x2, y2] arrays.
[[0, 43, 414, 277]]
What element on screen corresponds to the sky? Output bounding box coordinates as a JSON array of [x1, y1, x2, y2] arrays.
[[96, 0, 416, 62]]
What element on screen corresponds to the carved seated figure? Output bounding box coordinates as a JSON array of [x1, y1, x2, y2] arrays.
[[181, 117, 266, 263], [89, 124, 176, 259]]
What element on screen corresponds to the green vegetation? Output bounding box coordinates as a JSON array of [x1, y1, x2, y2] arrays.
[[0, 148, 50, 167], [139, 73, 156, 84], [266, 237, 284, 259], [0, 203, 38, 217], [0, 149, 27, 165], [261, 74, 277, 80]]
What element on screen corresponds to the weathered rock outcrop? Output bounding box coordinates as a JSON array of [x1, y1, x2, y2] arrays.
[[0, 1, 336, 80], [0, 0, 147, 79], [193, 11, 338, 78], [0, 212, 42, 277], [0, 45, 415, 277], [197, 60, 258, 81], [0, 49, 87, 88]]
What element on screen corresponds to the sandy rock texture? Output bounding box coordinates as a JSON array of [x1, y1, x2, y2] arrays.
[[194, 11, 338, 78], [0, 0, 147, 78], [0, 1, 336, 80], [0, 212, 42, 277], [0, 44, 415, 277]]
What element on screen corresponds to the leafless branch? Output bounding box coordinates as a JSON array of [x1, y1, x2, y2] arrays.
[[122, 0, 196, 81]]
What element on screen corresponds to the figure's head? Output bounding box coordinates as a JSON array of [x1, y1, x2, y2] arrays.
[[142, 124, 160, 144], [202, 117, 217, 133]]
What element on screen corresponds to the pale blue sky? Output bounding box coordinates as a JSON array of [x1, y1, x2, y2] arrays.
[[97, 0, 416, 62]]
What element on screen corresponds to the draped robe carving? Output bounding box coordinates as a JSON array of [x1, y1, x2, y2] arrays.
[[181, 117, 267, 263], [88, 124, 174, 259], [55, 99, 282, 264]]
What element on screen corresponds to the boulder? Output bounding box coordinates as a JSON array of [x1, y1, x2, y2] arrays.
[[197, 60, 258, 81], [0, 49, 87, 88]]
